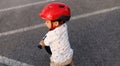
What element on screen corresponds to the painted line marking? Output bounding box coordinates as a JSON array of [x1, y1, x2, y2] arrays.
[[0, 55, 33, 66], [0, 0, 54, 12], [71, 6, 120, 20], [0, 6, 120, 37], [0, 24, 45, 37]]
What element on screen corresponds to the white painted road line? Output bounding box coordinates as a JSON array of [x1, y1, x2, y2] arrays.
[[0, 55, 33, 66], [0, 0, 54, 12], [71, 6, 120, 20], [0, 6, 120, 37], [0, 24, 45, 37]]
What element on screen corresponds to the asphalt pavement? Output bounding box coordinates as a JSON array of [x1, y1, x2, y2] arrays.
[[0, 0, 120, 66]]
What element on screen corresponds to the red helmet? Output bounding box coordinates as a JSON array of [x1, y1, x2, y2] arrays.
[[39, 2, 71, 22]]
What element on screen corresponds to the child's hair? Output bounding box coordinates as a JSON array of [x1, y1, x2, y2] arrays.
[[51, 19, 65, 24]]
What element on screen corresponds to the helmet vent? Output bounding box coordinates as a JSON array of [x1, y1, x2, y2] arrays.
[[59, 5, 65, 8]]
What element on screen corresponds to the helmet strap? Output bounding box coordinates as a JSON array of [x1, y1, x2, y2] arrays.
[[49, 20, 64, 31], [49, 22, 57, 31]]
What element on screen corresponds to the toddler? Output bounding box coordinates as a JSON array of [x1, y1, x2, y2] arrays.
[[39, 2, 73, 66]]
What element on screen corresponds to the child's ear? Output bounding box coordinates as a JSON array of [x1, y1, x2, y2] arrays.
[[53, 21, 59, 26]]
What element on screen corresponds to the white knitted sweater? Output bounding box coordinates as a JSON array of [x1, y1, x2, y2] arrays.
[[44, 23, 73, 63]]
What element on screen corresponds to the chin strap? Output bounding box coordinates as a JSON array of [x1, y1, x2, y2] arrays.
[[49, 22, 57, 31], [49, 21, 64, 31]]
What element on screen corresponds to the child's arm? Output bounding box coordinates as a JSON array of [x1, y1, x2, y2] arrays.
[[38, 39, 52, 55], [39, 35, 46, 47], [39, 40, 45, 47], [38, 40, 45, 49]]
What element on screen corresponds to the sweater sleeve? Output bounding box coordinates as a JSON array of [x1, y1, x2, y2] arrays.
[[44, 31, 56, 46]]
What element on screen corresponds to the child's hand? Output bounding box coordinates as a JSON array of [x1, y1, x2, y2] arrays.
[[37, 45, 42, 49], [39, 40, 45, 46]]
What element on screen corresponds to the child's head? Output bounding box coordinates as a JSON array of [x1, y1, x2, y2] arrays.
[[39, 2, 71, 30]]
